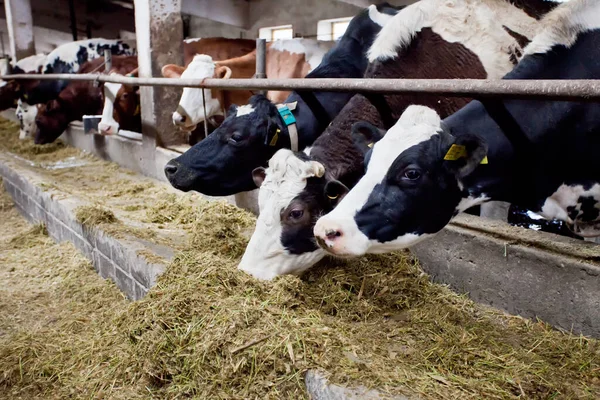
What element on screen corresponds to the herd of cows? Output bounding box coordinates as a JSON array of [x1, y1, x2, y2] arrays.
[[0, 0, 598, 281]]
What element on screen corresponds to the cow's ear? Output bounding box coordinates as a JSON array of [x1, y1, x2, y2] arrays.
[[161, 64, 184, 78], [351, 121, 386, 155], [227, 104, 238, 116], [444, 134, 488, 178], [324, 180, 349, 206], [252, 167, 266, 188]]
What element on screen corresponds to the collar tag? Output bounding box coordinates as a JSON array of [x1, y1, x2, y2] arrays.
[[134, 105, 140, 116], [277, 105, 296, 126]]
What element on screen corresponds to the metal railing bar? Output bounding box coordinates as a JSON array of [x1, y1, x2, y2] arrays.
[[2, 74, 600, 101]]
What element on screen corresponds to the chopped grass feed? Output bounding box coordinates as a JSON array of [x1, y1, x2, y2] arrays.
[[0, 118, 598, 399]]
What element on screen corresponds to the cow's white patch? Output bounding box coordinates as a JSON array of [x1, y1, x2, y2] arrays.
[[173, 54, 223, 128], [184, 37, 201, 44], [239, 149, 326, 280], [368, 0, 540, 78], [99, 81, 122, 135], [14, 53, 46, 72], [0, 81, 7, 88], [235, 104, 255, 117], [314, 106, 442, 255], [270, 38, 333, 72], [368, 4, 395, 27], [525, 0, 600, 55], [16, 99, 37, 140], [540, 183, 600, 237], [303, 146, 313, 156]]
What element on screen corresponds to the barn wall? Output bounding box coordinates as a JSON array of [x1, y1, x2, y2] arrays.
[[186, 16, 249, 39]]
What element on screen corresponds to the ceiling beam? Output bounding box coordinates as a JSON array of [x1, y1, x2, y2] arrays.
[[182, 0, 249, 29]]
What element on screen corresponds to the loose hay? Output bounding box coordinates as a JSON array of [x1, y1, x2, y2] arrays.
[[75, 205, 118, 226], [0, 119, 599, 399]]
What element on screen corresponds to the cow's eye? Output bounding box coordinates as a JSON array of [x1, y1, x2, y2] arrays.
[[289, 209, 304, 220], [230, 132, 244, 143], [403, 169, 421, 181]]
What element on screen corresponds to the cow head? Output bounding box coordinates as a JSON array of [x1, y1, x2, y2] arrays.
[[16, 99, 38, 140], [34, 99, 72, 144], [314, 105, 488, 256], [99, 77, 140, 135], [0, 80, 21, 111], [239, 149, 350, 279], [162, 54, 232, 131], [165, 94, 290, 196]]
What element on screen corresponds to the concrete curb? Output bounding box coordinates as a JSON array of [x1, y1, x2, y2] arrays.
[[0, 156, 167, 300], [412, 215, 600, 338]]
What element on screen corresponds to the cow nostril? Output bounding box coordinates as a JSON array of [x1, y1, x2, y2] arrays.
[[325, 229, 342, 240], [164, 162, 179, 177], [180, 115, 187, 123]]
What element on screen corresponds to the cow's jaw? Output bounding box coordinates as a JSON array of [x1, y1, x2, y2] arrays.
[[99, 82, 121, 135]]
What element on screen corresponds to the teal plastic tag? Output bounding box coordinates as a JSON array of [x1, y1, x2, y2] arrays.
[[278, 106, 296, 126]]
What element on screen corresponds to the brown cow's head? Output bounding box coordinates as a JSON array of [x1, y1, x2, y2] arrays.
[[34, 99, 71, 144]]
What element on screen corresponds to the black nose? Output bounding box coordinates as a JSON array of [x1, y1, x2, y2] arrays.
[[164, 160, 180, 178]]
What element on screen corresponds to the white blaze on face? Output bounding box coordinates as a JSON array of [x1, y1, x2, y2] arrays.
[[99, 81, 122, 135], [239, 149, 326, 280], [16, 99, 37, 140], [173, 54, 222, 129], [314, 106, 442, 256]]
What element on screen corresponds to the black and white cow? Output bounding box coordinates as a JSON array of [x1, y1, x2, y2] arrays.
[[0, 53, 46, 112], [239, 0, 552, 279], [164, 3, 403, 196], [18, 38, 135, 106], [314, 0, 600, 257]]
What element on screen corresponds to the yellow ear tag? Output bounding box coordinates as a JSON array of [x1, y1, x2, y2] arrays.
[[269, 129, 280, 147], [444, 144, 489, 164], [134, 105, 140, 116], [367, 142, 374, 149], [444, 144, 466, 161]]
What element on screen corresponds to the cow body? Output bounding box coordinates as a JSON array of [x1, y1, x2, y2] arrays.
[[164, 3, 403, 196], [0, 54, 46, 112], [183, 37, 256, 66], [34, 56, 138, 144], [19, 39, 135, 106], [239, 0, 552, 279], [314, 0, 600, 257]]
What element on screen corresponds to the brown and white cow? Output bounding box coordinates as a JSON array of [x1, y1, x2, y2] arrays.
[[239, 0, 556, 280], [34, 56, 138, 144], [162, 39, 334, 132], [98, 37, 259, 136]]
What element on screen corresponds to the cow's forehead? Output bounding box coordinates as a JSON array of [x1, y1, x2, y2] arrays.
[[182, 55, 215, 79], [259, 150, 313, 208], [369, 105, 442, 173]]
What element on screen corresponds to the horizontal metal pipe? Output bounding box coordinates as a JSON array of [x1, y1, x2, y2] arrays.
[[2, 73, 600, 101]]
